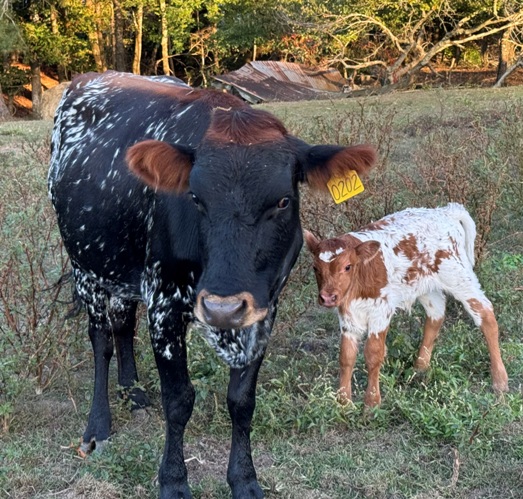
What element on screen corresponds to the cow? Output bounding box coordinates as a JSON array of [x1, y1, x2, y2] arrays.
[[48, 70, 376, 498], [304, 203, 509, 407]]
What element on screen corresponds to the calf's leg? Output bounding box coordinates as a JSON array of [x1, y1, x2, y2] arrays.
[[416, 291, 446, 371], [363, 329, 388, 407], [338, 333, 359, 404], [446, 266, 509, 393], [227, 353, 265, 499], [462, 296, 509, 393]]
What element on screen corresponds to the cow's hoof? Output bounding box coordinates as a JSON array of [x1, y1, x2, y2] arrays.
[[77, 438, 109, 458], [231, 480, 264, 499], [131, 407, 151, 421], [159, 483, 192, 499]]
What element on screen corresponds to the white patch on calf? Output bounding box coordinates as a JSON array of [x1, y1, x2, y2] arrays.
[[319, 247, 345, 263]]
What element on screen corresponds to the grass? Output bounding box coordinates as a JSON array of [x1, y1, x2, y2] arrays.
[[1, 85, 523, 498]]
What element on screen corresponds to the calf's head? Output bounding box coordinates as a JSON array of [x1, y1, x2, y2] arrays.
[[126, 107, 376, 329], [304, 231, 383, 308]]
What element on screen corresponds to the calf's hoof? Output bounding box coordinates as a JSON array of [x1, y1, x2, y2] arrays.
[[492, 376, 509, 394], [414, 357, 431, 372], [336, 390, 352, 406]]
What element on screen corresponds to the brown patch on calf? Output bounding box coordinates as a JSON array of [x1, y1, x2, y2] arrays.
[[395, 235, 453, 283], [393, 234, 419, 260], [360, 219, 392, 231], [306, 145, 377, 193], [204, 107, 287, 146], [126, 140, 192, 193]]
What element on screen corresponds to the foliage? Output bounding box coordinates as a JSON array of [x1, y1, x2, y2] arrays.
[[0, 64, 29, 97], [1, 0, 521, 86]]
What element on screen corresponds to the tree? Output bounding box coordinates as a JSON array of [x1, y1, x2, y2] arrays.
[[0, 7, 24, 118], [282, 0, 523, 86]]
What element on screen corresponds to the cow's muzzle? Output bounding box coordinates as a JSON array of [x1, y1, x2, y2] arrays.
[[195, 290, 268, 329]]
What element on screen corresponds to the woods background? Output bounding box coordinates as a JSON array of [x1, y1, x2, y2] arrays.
[[0, 0, 523, 118]]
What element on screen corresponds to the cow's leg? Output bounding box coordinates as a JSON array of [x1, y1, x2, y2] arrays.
[[227, 353, 265, 499], [415, 291, 446, 371], [363, 329, 388, 407], [338, 333, 359, 404], [148, 299, 194, 499], [457, 291, 509, 393], [109, 298, 150, 409], [73, 270, 114, 454]]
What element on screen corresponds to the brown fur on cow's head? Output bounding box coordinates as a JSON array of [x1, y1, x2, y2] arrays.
[[304, 230, 385, 308]]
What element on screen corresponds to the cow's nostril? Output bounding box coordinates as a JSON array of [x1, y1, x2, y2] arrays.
[[201, 296, 247, 328]]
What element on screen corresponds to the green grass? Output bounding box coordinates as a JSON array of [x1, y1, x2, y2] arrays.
[[1, 86, 523, 498]]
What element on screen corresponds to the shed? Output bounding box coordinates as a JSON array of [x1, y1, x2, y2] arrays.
[[213, 61, 350, 103]]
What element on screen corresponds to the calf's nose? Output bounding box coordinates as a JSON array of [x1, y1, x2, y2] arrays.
[[319, 292, 338, 307]]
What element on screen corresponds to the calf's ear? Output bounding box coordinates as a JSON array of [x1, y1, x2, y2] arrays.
[[126, 139, 194, 193], [303, 230, 320, 253], [355, 240, 381, 264], [290, 137, 376, 193]]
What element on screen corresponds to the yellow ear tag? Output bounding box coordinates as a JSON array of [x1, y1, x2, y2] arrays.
[[327, 170, 365, 204]]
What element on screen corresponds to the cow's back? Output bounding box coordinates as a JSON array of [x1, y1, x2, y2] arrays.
[[48, 71, 201, 297]]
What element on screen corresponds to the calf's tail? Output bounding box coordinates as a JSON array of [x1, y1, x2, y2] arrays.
[[446, 203, 476, 267]]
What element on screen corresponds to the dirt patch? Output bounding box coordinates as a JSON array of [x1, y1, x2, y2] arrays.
[[184, 435, 274, 485]]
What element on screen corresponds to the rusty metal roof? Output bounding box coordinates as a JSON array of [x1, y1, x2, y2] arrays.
[[213, 61, 350, 103]]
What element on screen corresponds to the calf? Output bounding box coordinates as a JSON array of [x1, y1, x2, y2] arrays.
[[48, 71, 376, 498], [305, 203, 508, 407]]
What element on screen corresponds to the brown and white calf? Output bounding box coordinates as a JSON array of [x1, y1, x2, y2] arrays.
[[305, 203, 509, 407]]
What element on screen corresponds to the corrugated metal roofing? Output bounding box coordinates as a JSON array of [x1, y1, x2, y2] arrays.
[[213, 61, 350, 103]]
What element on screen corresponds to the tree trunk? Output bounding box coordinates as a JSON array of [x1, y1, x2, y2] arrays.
[[30, 61, 43, 119], [132, 3, 143, 74], [85, 0, 106, 72], [0, 83, 11, 120], [494, 55, 523, 87], [159, 0, 170, 75], [50, 6, 68, 81], [113, 0, 126, 71], [496, 27, 516, 84]]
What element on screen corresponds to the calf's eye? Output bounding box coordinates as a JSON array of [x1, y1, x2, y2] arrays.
[[190, 193, 200, 206], [345, 264, 351, 272], [277, 197, 290, 210]]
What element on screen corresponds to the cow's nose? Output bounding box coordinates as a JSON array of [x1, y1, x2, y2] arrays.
[[319, 292, 337, 307], [200, 295, 247, 329]]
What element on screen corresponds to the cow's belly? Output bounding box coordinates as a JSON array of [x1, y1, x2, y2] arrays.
[[51, 182, 149, 300]]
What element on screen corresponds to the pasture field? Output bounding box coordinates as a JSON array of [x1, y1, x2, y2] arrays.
[[1, 86, 523, 498]]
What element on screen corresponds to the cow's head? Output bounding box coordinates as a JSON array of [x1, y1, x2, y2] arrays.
[[304, 231, 383, 308], [127, 107, 376, 330]]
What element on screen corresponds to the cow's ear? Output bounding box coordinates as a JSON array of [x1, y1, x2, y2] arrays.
[[303, 230, 320, 253], [354, 240, 381, 265], [126, 140, 194, 193], [291, 137, 376, 193]]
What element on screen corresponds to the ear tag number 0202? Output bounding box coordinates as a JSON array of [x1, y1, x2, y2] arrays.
[[327, 170, 365, 204]]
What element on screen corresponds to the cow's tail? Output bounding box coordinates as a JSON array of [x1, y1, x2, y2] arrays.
[[445, 203, 476, 267]]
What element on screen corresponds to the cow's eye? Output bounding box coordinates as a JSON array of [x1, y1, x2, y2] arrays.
[[277, 197, 290, 210], [190, 193, 200, 206], [345, 264, 351, 272]]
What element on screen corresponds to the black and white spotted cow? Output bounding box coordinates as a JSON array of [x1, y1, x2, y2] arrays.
[[48, 70, 376, 498]]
